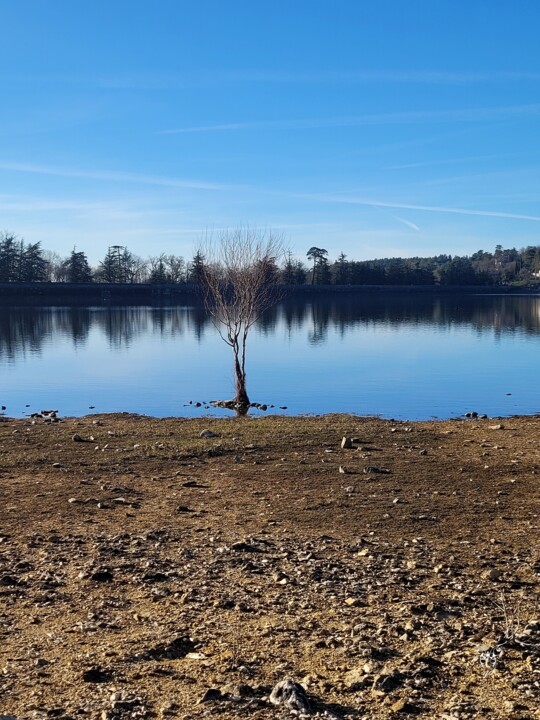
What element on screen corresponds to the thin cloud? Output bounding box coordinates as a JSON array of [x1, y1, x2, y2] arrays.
[[5, 69, 540, 94], [0, 161, 236, 192], [2, 160, 539, 227], [87, 69, 540, 89], [214, 69, 540, 85], [0, 197, 111, 212], [160, 122, 254, 134], [160, 103, 540, 134], [394, 216, 420, 231], [387, 152, 520, 170], [311, 193, 540, 222]]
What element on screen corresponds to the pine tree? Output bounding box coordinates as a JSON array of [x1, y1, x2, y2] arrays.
[[188, 251, 205, 284], [67, 249, 93, 283], [20, 242, 47, 282], [0, 233, 20, 282]]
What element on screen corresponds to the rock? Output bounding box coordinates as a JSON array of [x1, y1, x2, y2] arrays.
[[90, 569, 114, 582], [341, 437, 354, 449], [107, 691, 146, 718], [269, 678, 311, 713], [159, 702, 178, 716], [231, 541, 261, 552], [198, 688, 223, 703], [72, 433, 84, 442], [489, 424, 504, 430], [344, 667, 368, 691], [82, 666, 112, 682], [482, 568, 503, 581], [221, 682, 255, 698], [200, 429, 218, 438], [144, 635, 196, 660], [391, 698, 418, 714], [52, 462, 63, 468], [372, 669, 405, 693]]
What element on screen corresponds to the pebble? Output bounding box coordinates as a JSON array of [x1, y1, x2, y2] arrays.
[[391, 697, 416, 713], [270, 678, 311, 713], [2, 426, 539, 720], [198, 688, 222, 703], [482, 568, 503, 581]]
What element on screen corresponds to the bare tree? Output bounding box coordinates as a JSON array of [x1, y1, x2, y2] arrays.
[[42, 250, 67, 282], [165, 254, 186, 283], [198, 228, 283, 411]]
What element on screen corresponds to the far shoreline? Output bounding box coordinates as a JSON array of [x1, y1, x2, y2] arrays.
[[0, 280, 539, 306]]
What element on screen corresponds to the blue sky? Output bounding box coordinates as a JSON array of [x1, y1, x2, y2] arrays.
[[0, 0, 539, 265]]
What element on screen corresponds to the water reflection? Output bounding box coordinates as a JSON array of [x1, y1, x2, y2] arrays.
[[1, 294, 540, 361], [272, 294, 540, 342], [1, 293, 539, 420]]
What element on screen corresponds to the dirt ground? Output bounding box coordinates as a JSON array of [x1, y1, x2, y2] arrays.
[[1, 412, 540, 719]]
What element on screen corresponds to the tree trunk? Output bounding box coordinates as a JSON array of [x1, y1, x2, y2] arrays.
[[233, 353, 250, 406]]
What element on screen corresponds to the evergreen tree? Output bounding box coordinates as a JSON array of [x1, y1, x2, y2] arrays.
[[148, 255, 169, 283], [306, 247, 329, 284], [333, 252, 350, 284], [20, 242, 47, 281], [188, 251, 205, 284], [0, 233, 20, 282], [67, 249, 93, 283], [282, 251, 297, 284], [99, 246, 125, 283], [281, 252, 306, 284]]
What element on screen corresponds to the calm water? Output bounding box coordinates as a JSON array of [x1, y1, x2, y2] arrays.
[[0, 293, 539, 420]]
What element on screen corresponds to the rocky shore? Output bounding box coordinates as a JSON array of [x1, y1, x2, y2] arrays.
[[1, 412, 540, 719]]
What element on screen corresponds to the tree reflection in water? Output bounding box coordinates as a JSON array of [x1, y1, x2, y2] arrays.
[[0, 294, 539, 362]]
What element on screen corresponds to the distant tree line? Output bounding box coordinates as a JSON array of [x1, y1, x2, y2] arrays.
[[1, 231, 539, 287], [301, 245, 540, 287]]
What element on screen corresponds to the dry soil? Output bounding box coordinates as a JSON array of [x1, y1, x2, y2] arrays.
[[1, 413, 540, 719]]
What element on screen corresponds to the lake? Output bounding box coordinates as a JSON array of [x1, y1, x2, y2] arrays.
[[0, 292, 539, 420]]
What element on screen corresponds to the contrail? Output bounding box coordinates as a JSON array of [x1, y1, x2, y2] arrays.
[[311, 193, 540, 222]]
